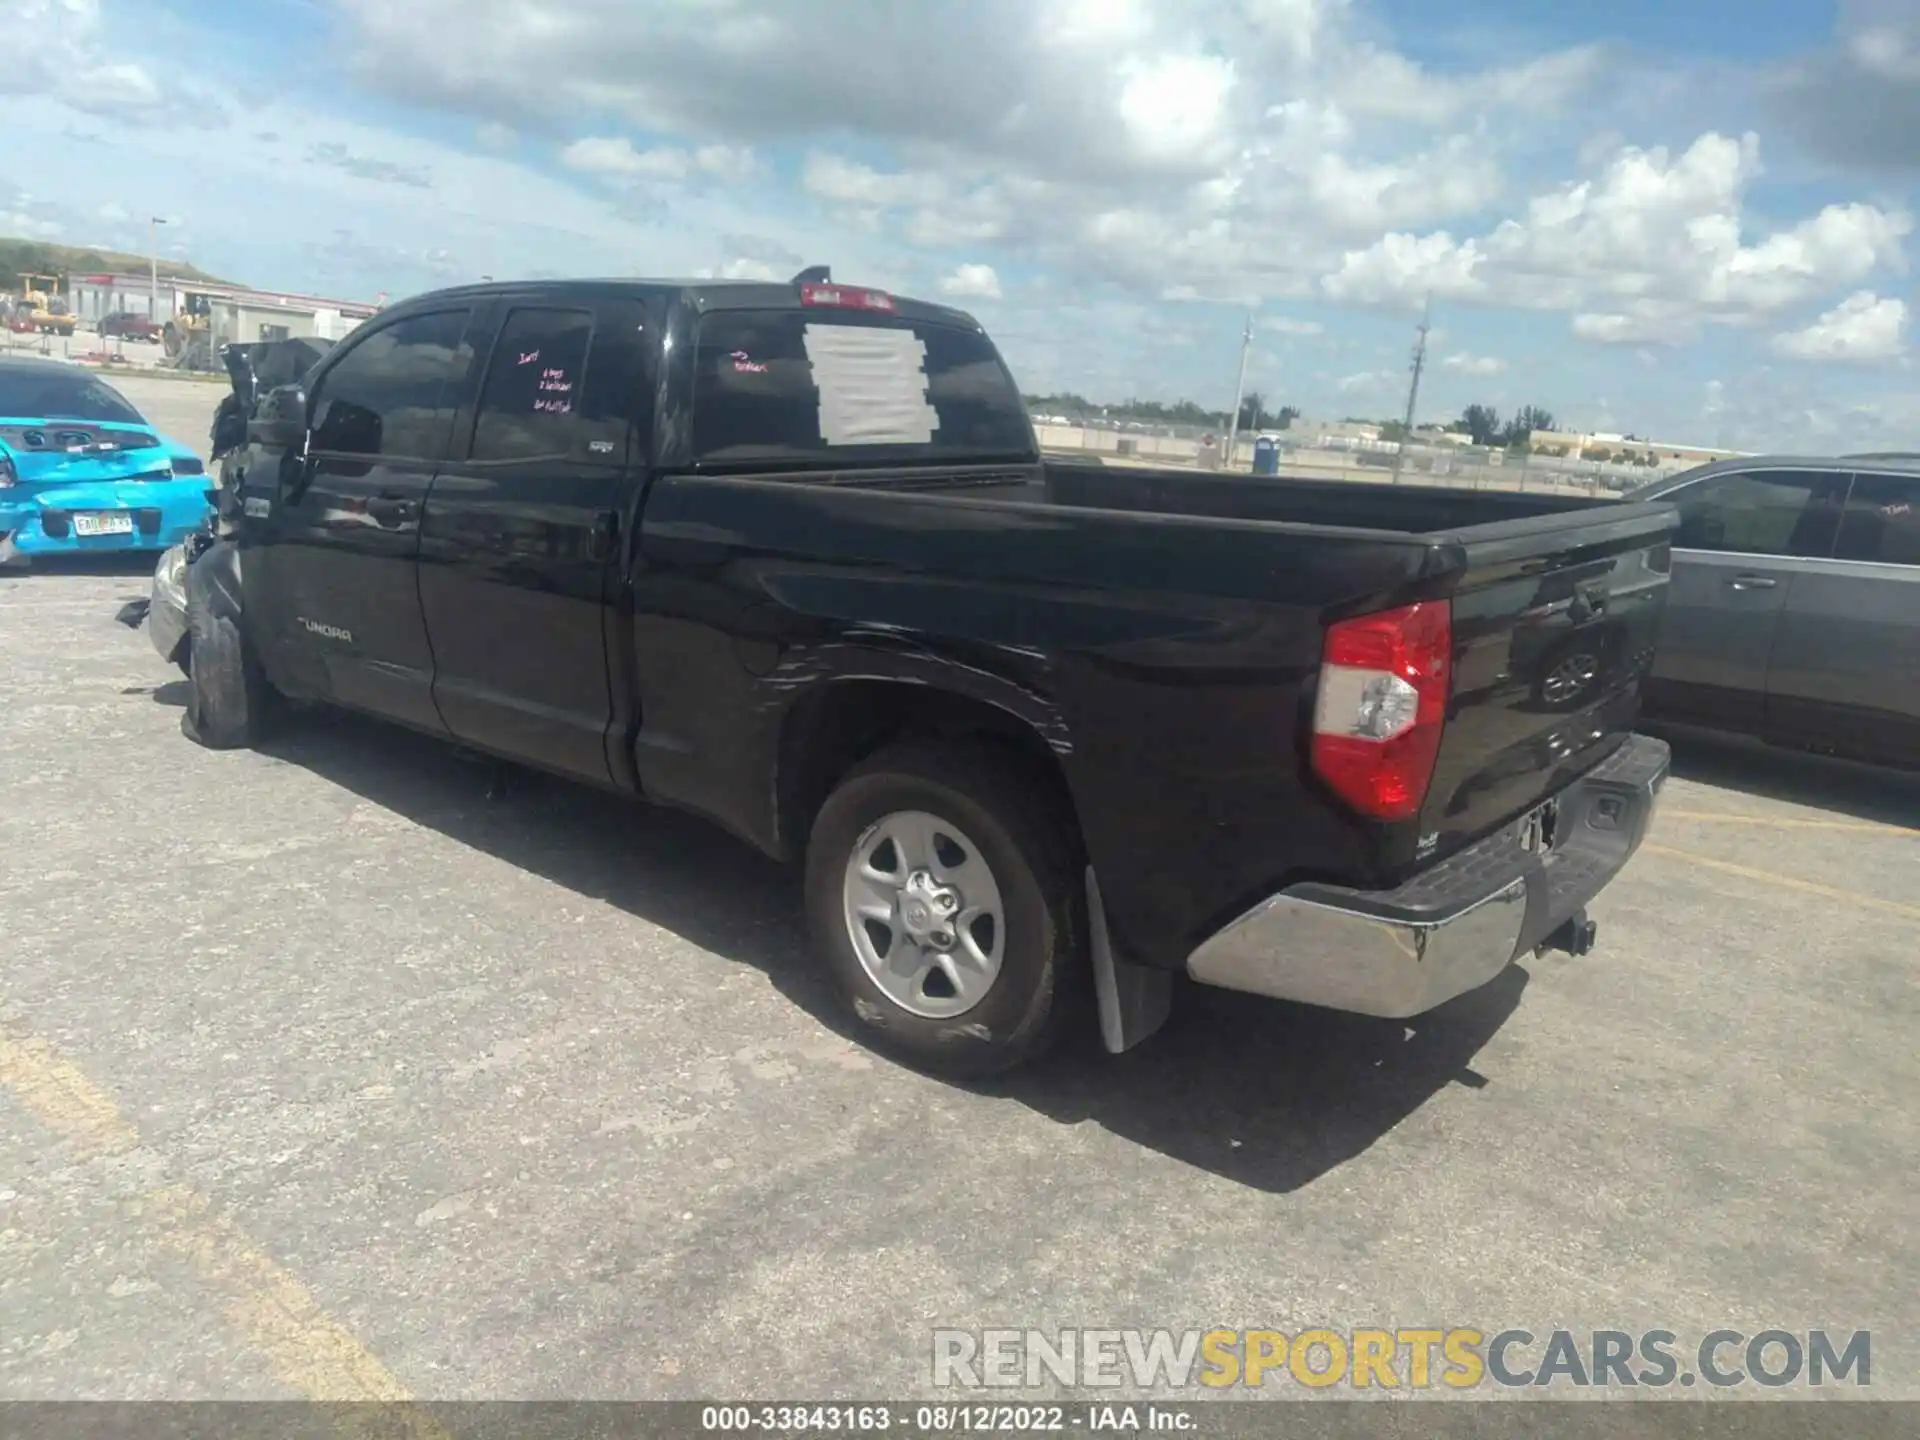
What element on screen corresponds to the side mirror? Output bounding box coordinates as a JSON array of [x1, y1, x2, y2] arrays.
[[248, 383, 308, 451]]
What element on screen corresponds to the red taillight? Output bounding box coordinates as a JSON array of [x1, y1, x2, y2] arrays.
[[1311, 600, 1452, 822], [799, 282, 896, 312]]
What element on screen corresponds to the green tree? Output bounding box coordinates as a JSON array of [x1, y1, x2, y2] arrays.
[[1460, 404, 1503, 447], [1502, 405, 1556, 446]]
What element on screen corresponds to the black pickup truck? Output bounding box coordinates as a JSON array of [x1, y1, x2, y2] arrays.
[[172, 270, 1676, 1076]]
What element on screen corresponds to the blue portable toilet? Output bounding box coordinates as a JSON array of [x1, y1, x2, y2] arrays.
[[1251, 433, 1281, 476]]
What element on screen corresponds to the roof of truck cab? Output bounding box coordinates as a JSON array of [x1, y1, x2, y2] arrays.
[[378, 277, 983, 329]]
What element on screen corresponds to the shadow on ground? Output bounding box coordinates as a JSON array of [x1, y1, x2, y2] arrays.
[[229, 709, 1526, 1194], [1649, 722, 1920, 830]]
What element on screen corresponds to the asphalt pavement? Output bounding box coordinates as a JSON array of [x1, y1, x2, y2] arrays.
[[1, 375, 1916, 1405]]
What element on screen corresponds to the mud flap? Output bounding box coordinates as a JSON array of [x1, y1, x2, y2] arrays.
[[1087, 866, 1172, 1054]]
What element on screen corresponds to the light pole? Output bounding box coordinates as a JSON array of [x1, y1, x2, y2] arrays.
[[148, 216, 167, 322], [1390, 292, 1433, 484], [1224, 312, 1253, 470]]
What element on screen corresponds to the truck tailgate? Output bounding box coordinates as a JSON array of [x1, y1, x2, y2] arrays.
[[1418, 501, 1676, 858]]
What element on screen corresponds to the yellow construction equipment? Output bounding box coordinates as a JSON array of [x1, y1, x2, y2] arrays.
[[163, 291, 215, 368], [15, 273, 76, 336]]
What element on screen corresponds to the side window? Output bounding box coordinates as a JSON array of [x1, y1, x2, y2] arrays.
[[470, 307, 598, 463], [1669, 470, 1845, 558], [1834, 474, 1920, 566], [310, 309, 472, 461]]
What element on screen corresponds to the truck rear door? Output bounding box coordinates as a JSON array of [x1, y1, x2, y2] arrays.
[[1413, 504, 1677, 859], [417, 296, 653, 786]]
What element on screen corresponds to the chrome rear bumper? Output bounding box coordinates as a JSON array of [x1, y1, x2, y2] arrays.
[[1186, 734, 1670, 1018]]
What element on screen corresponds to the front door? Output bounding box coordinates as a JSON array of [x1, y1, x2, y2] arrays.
[[1647, 467, 1848, 731], [417, 299, 650, 783], [253, 306, 481, 731]]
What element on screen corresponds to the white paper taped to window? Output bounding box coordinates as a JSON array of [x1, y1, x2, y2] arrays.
[[802, 323, 940, 446]]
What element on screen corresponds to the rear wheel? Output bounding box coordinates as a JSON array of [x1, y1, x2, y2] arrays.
[[804, 739, 1083, 1078]]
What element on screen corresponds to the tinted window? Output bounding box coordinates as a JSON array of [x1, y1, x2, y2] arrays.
[[0, 365, 144, 424], [470, 308, 597, 463], [691, 310, 1033, 463], [310, 309, 472, 460], [1669, 470, 1844, 558], [1834, 473, 1920, 567]]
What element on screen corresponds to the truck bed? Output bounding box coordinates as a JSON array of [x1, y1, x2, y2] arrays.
[[642, 458, 1675, 968], [803, 456, 1616, 536]]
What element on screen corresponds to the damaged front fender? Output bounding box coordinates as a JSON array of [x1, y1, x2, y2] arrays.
[[184, 536, 245, 626]]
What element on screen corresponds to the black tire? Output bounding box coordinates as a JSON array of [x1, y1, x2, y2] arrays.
[[181, 588, 274, 749], [804, 738, 1084, 1079]]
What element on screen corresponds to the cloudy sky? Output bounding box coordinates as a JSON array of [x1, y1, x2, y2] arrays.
[[6, 0, 1919, 449]]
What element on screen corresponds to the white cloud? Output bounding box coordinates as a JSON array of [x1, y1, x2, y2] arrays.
[[939, 263, 1003, 300], [1323, 132, 1911, 331], [1336, 370, 1398, 394], [1115, 53, 1237, 167], [1263, 316, 1324, 335], [1771, 291, 1909, 363], [1571, 303, 1695, 345], [1441, 352, 1505, 376], [7, 0, 223, 128], [329, 0, 1588, 304], [1771, 1, 1920, 173], [559, 136, 758, 184], [15, 0, 1920, 453], [704, 258, 783, 282], [1321, 231, 1487, 305], [0, 208, 62, 239], [559, 136, 676, 178], [1328, 42, 1606, 126]]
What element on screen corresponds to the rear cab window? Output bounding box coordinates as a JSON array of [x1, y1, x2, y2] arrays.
[[689, 308, 1035, 467]]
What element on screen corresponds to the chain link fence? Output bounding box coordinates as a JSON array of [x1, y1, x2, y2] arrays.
[[1033, 420, 1700, 498]]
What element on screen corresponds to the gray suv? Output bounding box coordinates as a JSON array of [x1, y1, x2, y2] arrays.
[[1627, 456, 1919, 767]]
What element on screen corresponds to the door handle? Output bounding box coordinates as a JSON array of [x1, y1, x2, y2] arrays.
[[1726, 574, 1777, 591], [365, 495, 417, 526]]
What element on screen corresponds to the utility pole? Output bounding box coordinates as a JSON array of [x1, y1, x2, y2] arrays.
[[1224, 311, 1253, 470], [1391, 292, 1432, 484], [148, 216, 167, 322]]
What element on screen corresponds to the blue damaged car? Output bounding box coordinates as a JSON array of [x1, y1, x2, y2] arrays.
[[0, 356, 211, 567]]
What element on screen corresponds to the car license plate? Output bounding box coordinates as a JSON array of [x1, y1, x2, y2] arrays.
[[1517, 799, 1559, 855], [73, 513, 135, 537]]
